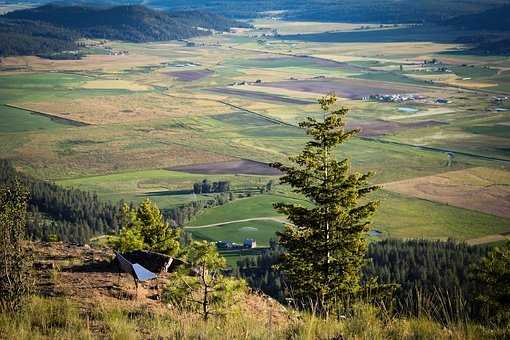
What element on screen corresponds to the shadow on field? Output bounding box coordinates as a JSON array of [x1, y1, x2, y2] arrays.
[[141, 189, 193, 197]]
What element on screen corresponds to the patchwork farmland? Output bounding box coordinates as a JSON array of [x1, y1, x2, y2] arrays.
[[2, 17, 510, 266]]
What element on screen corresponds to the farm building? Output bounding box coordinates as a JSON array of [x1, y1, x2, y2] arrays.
[[244, 239, 257, 249]]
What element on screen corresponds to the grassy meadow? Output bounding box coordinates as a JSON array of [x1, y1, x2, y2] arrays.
[[1, 295, 501, 340], [1, 18, 510, 252]]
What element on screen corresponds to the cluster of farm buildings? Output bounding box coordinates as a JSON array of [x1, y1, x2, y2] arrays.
[[216, 239, 257, 250], [363, 93, 450, 104]]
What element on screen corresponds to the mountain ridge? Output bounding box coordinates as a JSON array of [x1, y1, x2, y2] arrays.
[[0, 4, 248, 56]]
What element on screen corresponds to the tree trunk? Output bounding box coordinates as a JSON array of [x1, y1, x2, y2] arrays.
[[202, 266, 209, 321]]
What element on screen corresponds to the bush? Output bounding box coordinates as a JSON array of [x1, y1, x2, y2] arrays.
[[116, 199, 181, 256]]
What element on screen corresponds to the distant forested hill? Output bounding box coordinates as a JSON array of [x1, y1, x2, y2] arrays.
[[467, 38, 510, 56], [0, 4, 248, 56], [155, 0, 510, 23], [445, 4, 510, 31], [443, 5, 510, 55], [0, 18, 80, 57]]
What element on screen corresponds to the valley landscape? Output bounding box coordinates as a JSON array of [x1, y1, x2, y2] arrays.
[[0, 1, 509, 338]]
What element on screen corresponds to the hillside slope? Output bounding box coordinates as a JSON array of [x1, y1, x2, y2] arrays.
[[445, 4, 510, 31], [0, 18, 80, 57], [4, 5, 248, 42], [156, 0, 510, 23], [0, 241, 500, 339], [0, 4, 249, 56]]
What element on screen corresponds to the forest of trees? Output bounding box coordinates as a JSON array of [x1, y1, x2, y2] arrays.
[[0, 161, 233, 243], [192, 180, 231, 194], [0, 5, 249, 57], [0, 18, 79, 57], [237, 239, 492, 320], [164, 192, 233, 226], [0, 160, 125, 243], [160, 0, 507, 23], [445, 5, 510, 31]]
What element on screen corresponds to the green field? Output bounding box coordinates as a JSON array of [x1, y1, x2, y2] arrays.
[[0, 106, 67, 133], [183, 189, 510, 243], [187, 194, 305, 226], [2, 18, 510, 249], [57, 169, 277, 208], [373, 191, 510, 240], [187, 220, 284, 246]]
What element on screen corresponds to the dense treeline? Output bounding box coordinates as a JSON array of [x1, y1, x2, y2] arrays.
[[160, 0, 507, 23], [192, 180, 230, 194], [0, 18, 79, 57], [364, 239, 489, 319], [164, 192, 233, 226], [237, 239, 492, 320], [0, 5, 248, 57], [168, 10, 250, 32], [0, 160, 237, 242], [236, 241, 286, 301], [445, 5, 510, 32], [0, 160, 125, 243]]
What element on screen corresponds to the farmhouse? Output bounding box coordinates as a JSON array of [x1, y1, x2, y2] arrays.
[[244, 239, 257, 249]]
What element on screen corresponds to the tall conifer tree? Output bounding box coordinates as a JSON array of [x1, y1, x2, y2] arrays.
[[272, 95, 379, 311]]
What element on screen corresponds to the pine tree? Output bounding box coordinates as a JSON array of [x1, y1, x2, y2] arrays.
[[0, 180, 33, 312], [117, 199, 181, 256], [163, 241, 245, 321], [271, 95, 379, 312], [472, 240, 510, 327]]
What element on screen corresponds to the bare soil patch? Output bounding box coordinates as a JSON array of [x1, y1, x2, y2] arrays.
[[207, 88, 314, 105], [256, 78, 420, 99], [384, 167, 510, 218], [31, 242, 289, 325], [170, 159, 281, 175], [166, 69, 214, 81]]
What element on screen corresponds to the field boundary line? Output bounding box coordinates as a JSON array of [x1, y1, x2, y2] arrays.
[[4, 104, 90, 126], [160, 92, 298, 128], [362, 137, 510, 163], [184, 217, 290, 229], [227, 46, 510, 95]]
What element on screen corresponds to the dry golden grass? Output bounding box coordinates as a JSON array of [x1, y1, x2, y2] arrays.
[[81, 79, 150, 91], [12, 126, 236, 179], [409, 74, 497, 89], [236, 68, 304, 82], [308, 42, 462, 60], [0, 242, 501, 340], [13, 92, 231, 125], [466, 234, 508, 245], [384, 167, 510, 218], [1, 54, 167, 72]]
